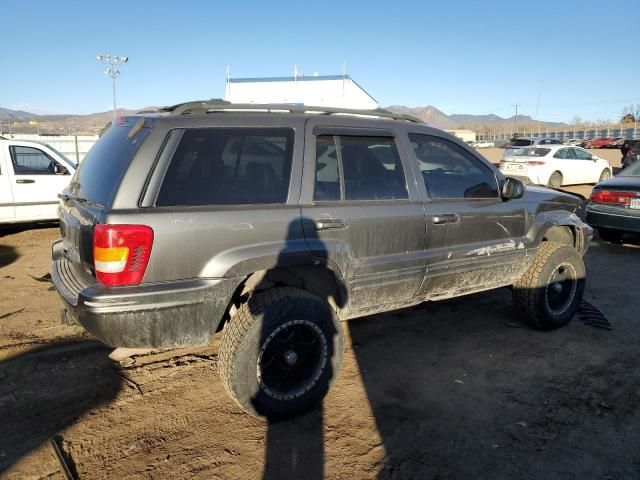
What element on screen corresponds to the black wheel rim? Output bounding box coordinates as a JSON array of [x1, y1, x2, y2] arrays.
[[257, 320, 328, 400], [545, 262, 577, 315]]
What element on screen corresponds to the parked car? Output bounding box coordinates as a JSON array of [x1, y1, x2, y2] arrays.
[[503, 137, 563, 158], [564, 139, 584, 147], [500, 145, 612, 188], [51, 103, 592, 419], [604, 137, 624, 149], [587, 160, 640, 243], [0, 138, 77, 223], [473, 140, 494, 149], [621, 139, 640, 169], [585, 138, 615, 149]]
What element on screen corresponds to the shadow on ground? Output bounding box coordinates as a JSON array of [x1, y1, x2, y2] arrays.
[[0, 245, 19, 269], [0, 340, 122, 475]]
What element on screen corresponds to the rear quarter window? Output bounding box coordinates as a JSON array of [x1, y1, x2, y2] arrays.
[[71, 118, 151, 206], [156, 128, 294, 206]]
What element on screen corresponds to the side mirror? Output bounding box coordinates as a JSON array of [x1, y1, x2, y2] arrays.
[[501, 177, 525, 200]]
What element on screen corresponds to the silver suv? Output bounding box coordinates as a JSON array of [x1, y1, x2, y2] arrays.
[[52, 102, 592, 418]]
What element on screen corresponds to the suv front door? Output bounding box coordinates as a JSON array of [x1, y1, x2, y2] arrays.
[[300, 120, 426, 315], [8, 144, 72, 220], [404, 133, 529, 299]]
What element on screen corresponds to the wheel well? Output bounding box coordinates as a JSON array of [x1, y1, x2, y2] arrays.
[[542, 225, 575, 247], [220, 265, 346, 329]]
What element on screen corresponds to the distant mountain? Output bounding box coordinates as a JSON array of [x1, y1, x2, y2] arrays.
[[0, 107, 145, 135], [386, 105, 568, 131], [386, 105, 457, 129], [0, 107, 40, 120]]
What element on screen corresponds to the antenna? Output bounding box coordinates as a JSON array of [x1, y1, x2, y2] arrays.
[[342, 60, 347, 97]]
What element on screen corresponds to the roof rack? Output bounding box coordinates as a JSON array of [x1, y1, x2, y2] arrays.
[[153, 100, 425, 124]]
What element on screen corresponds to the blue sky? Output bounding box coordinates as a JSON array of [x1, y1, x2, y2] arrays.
[[1, 0, 639, 122]]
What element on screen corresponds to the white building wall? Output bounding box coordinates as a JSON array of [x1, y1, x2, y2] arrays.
[[225, 76, 378, 110]]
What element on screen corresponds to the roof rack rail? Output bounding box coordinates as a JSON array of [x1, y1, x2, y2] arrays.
[[158, 100, 424, 124]]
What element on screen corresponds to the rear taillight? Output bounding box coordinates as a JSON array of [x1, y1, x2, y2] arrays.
[[94, 224, 154, 286], [526, 161, 546, 166], [590, 190, 639, 206]]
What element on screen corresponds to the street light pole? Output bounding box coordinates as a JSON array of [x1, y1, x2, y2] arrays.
[[96, 53, 128, 120]]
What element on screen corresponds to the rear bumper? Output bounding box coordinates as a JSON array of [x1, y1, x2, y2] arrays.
[[586, 204, 640, 234], [51, 240, 241, 348]]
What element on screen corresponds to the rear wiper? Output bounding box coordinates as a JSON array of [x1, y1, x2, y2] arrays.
[[58, 193, 104, 209]]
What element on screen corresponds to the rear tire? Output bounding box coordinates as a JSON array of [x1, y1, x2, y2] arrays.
[[513, 242, 585, 331], [218, 287, 344, 419], [547, 171, 563, 188], [598, 169, 611, 182], [597, 228, 623, 244]]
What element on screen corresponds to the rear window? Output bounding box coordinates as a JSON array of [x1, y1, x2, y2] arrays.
[[512, 147, 550, 157], [156, 128, 294, 206], [510, 139, 534, 147], [71, 118, 151, 206]]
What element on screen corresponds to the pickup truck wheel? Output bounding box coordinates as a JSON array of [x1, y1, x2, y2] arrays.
[[218, 287, 343, 419], [513, 242, 585, 330]]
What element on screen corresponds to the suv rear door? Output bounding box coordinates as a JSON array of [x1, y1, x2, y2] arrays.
[[300, 118, 426, 315], [403, 132, 529, 299]]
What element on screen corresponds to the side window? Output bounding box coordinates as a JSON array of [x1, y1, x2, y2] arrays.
[[572, 148, 593, 160], [156, 128, 294, 206], [314, 136, 340, 201], [408, 133, 499, 199], [553, 148, 575, 159], [313, 135, 408, 201], [9, 146, 57, 175]]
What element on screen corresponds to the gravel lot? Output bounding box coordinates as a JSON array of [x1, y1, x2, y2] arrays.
[[1, 148, 639, 479]]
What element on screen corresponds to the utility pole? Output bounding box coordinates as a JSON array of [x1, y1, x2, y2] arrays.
[[512, 104, 522, 137]]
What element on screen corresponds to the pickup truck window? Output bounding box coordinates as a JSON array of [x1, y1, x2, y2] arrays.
[[408, 133, 499, 199], [9, 146, 58, 175], [157, 128, 294, 206], [313, 135, 408, 201]]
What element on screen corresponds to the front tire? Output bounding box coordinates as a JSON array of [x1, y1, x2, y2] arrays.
[[547, 171, 563, 188], [218, 287, 344, 419], [513, 242, 585, 330]]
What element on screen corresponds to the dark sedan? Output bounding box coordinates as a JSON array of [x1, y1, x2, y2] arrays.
[[587, 161, 640, 243]]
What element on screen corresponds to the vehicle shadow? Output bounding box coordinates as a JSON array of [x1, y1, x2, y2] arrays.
[[0, 245, 19, 268], [0, 340, 122, 475], [0, 222, 58, 238]]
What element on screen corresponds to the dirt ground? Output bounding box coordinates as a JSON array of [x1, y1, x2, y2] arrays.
[[1, 157, 640, 479]]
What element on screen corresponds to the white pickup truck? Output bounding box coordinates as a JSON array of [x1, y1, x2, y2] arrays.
[[0, 138, 77, 223]]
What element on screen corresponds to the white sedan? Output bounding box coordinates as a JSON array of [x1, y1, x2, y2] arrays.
[[499, 145, 612, 188]]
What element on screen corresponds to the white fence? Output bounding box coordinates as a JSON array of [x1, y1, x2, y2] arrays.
[[1, 134, 98, 163]]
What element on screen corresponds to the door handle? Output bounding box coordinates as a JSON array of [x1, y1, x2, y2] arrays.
[[16, 179, 35, 184], [432, 213, 460, 224], [314, 219, 349, 230]]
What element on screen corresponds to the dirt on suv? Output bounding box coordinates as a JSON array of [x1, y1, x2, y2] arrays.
[[52, 102, 593, 419]]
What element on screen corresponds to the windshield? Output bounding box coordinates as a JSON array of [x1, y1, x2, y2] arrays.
[[510, 139, 534, 147], [46, 145, 77, 169], [619, 161, 640, 177], [511, 147, 550, 157]]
